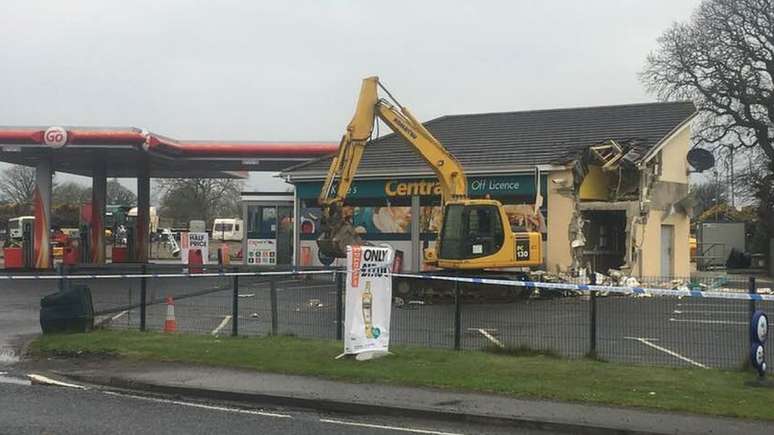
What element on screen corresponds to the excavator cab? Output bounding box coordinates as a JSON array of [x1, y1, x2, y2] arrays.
[[437, 203, 504, 260], [429, 199, 542, 270]]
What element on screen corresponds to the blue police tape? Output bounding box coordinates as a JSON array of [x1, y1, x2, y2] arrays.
[[0, 270, 335, 280], [345, 267, 774, 302]]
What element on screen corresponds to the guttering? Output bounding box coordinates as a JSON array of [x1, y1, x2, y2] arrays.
[[282, 164, 567, 182], [638, 111, 698, 167]]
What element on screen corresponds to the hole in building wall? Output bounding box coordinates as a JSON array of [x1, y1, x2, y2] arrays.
[[581, 210, 626, 273]]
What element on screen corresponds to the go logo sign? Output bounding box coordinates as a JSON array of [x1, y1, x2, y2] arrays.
[[43, 127, 68, 148], [750, 311, 769, 376]]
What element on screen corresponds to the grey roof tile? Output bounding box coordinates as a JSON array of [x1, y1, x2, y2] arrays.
[[283, 101, 696, 177]]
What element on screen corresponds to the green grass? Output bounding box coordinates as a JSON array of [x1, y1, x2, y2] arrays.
[[32, 330, 774, 420]]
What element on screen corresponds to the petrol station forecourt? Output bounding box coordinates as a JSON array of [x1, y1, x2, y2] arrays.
[[0, 126, 337, 268]]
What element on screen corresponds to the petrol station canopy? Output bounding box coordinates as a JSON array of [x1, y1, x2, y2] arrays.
[[0, 126, 338, 178]]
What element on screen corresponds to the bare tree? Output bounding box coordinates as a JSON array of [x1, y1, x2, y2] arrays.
[[690, 179, 728, 218], [53, 182, 91, 206], [0, 165, 37, 207], [107, 179, 137, 205], [641, 0, 774, 163], [157, 178, 243, 226]]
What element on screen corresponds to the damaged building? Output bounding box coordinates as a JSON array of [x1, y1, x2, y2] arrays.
[[281, 101, 696, 277]]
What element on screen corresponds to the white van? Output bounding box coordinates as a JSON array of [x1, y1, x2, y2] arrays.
[[212, 218, 243, 241]]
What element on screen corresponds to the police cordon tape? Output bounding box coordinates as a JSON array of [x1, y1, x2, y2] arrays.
[[348, 265, 774, 302], [388, 271, 774, 301], [1, 267, 770, 302]]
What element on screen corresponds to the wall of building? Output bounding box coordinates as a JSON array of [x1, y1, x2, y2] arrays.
[[643, 122, 692, 277], [656, 124, 691, 184], [631, 209, 690, 277], [546, 169, 574, 273]]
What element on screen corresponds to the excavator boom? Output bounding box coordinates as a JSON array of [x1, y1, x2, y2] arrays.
[[317, 77, 542, 271], [317, 77, 466, 258]]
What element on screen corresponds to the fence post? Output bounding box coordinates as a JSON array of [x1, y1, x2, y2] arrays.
[[336, 271, 344, 340], [140, 264, 147, 332], [589, 272, 597, 358], [232, 268, 239, 337], [57, 263, 65, 292], [748, 276, 757, 318], [454, 277, 462, 351], [270, 278, 278, 336]]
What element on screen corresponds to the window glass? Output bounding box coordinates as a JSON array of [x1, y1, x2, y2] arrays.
[[438, 205, 503, 260], [214, 223, 233, 232], [438, 205, 465, 259], [261, 207, 277, 233]]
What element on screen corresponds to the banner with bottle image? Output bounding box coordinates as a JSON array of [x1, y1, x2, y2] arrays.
[[344, 245, 394, 356]]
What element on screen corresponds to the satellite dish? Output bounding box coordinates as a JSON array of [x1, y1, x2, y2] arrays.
[[687, 148, 715, 172]]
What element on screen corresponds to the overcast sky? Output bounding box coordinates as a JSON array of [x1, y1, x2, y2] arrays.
[[1, 0, 703, 192]]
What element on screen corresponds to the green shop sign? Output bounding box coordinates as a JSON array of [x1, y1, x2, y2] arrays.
[[296, 174, 547, 199]]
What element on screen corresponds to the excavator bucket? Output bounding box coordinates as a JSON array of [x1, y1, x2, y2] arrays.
[[316, 205, 362, 258]]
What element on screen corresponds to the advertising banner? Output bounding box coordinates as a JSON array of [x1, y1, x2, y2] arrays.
[[180, 232, 209, 264], [246, 238, 277, 265], [344, 245, 394, 357]]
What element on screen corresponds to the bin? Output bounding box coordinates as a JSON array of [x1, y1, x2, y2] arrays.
[[62, 246, 80, 266], [112, 246, 127, 263], [188, 248, 203, 273], [3, 247, 23, 269], [40, 285, 94, 333]]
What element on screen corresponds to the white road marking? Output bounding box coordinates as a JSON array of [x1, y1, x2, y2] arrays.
[[238, 293, 255, 298], [676, 303, 736, 307], [673, 310, 746, 315], [624, 337, 708, 369], [0, 374, 32, 386], [27, 374, 89, 389], [623, 336, 660, 341], [111, 310, 129, 321], [477, 329, 504, 348], [103, 391, 292, 418], [211, 315, 233, 336], [668, 318, 746, 325], [320, 418, 463, 435]]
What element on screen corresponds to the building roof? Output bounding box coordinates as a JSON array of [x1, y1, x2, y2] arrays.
[[282, 101, 696, 180]]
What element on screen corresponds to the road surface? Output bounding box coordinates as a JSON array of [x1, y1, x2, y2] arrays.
[[0, 373, 544, 435]]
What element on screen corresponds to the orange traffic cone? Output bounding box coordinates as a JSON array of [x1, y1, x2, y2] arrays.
[[164, 296, 177, 333]]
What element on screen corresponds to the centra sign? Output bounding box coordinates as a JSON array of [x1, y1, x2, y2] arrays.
[[297, 174, 546, 199]]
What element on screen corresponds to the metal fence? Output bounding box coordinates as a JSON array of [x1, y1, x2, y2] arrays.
[[5, 264, 772, 372]]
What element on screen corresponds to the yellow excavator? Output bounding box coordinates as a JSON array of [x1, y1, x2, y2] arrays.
[[318, 76, 542, 275]]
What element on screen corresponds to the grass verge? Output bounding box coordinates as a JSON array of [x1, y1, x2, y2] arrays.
[[32, 330, 774, 420]]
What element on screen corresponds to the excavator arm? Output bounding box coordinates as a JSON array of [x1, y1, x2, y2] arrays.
[[317, 76, 467, 258], [317, 76, 542, 271]]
